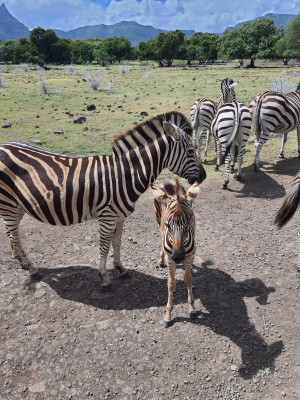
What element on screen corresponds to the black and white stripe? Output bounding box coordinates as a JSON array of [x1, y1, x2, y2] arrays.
[[151, 178, 199, 327], [0, 111, 206, 286], [190, 78, 238, 161], [252, 90, 300, 170], [211, 101, 252, 188]]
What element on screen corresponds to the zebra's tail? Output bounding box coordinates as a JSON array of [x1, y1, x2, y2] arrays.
[[226, 101, 241, 148], [274, 174, 300, 229], [190, 99, 202, 129], [252, 93, 264, 141]]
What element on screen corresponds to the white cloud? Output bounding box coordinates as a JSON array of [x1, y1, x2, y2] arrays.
[[4, 0, 300, 33]]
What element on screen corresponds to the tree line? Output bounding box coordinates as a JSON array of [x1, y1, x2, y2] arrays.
[[0, 14, 299, 68]]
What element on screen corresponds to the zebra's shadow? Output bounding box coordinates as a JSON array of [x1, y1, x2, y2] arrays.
[[32, 262, 283, 380], [174, 262, 283, 380]]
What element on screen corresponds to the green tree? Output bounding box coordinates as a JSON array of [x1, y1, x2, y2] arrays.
[[51, 38, 71, 64], [138, 39, 156, 61], [189, 32, 219, 62], [13, 38, 39, 64], [0, 40, 15, 63], [102, 36, 132, 63], [70, 40, 93, 64], [155, 30, 185, 67], [276, 14, 300, 63], [30, 27, 59, 63], [93, 42, 109, 66], [218, 28, 247, 67], [182, 42, 204, 65]]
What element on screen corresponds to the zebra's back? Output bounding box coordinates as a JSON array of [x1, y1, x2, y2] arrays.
[[190, 98, 217, 130]]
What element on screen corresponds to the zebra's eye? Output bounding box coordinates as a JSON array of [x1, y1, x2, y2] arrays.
[[187, 148, 195, 156]]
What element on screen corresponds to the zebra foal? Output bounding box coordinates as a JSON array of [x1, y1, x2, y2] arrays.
[[0, 111, 206, 287], [152, 178, 199, 327], [252, 90, 300, 171]]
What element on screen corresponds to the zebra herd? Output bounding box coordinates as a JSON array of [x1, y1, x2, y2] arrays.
[[0, 75, 300, 326]]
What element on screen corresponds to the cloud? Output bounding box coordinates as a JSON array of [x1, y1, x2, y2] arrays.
[[4, 0, 300, 33]]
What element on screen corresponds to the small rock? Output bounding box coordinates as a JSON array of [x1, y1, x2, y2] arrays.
[[54, 129, 64, 134], [2, 122, 11, 128], [73, 116, 86, 124], [87, 104, 96, 111]]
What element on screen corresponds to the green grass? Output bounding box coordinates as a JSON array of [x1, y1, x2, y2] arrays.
[[0, 60, 300, 182]]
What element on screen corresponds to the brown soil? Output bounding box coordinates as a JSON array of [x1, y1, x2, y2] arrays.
[[0, 155, 300, 400]]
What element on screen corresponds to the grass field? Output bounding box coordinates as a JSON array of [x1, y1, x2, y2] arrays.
[[0, 60, 300, 182]]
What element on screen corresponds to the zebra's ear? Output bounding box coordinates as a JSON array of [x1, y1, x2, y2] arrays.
[[163, 121, 181, 140], [151, 184, 169, 203], [187, 183, 200, 204], [230, 81, 239, 89]]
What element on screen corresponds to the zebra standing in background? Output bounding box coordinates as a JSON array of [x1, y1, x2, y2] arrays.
[[252, 89, 300, 171], [0, 111, 206, 287], [190, 78, 239, 162], [211, 96, 252, 189], [151, 178, 200, 327]]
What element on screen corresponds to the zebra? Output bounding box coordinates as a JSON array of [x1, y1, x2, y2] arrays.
[[0, 111, 206, 287], [190, 78, 239, 162], [151, 178, 199, 327], [252, 90, 300, 171], [211, 101, 252, 189], [274, 172, 300, 271]]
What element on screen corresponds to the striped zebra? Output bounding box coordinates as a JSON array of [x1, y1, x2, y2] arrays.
[[190, 78, 239, 161], [151, 178, 199, 327], [274, 172, 300, 271], [0, 111, 206, 287], [211, 101, 252, 189], [252, 90, 300, 171]]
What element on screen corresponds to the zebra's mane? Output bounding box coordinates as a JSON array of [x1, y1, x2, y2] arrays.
[[112, 111, 192, 156]]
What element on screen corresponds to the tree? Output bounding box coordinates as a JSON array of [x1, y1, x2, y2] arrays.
[[13, 38, 39, 64], [276, 14, 300, 63], [101, 36, 132, 63], [51, 38, 71, 64], [30, 27, 61, 64], [93, 42, 109, 66], [182, 42, 204, 65], [0, 40, 15, 63], [138, 39, 156, 61], [189, 32, 219, 62], [155, 30, 185, 67], [70, 40, 93, 64], [218, 28, 247, 67]]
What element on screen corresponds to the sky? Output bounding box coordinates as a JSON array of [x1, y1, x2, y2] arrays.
[[4, 0, 300, 33]]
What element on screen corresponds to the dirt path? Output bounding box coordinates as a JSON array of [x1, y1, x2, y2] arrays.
[[0, 156, 300, 400]]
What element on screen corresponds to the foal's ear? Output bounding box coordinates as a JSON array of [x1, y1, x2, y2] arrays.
[[187, 183, 200, 203], [230, 81, 239, 89], [163, 121, 181, 140], [151, 184, 169, 203]]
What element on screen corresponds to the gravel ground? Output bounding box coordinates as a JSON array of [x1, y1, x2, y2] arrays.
[[0, 154, 300, 400]]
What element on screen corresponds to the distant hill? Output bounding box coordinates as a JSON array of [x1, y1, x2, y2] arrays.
[[227, 13, 296, 31], [0, 3, 29, 40], [54, 21, 195, 46]]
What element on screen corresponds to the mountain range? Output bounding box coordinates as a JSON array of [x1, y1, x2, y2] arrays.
[[0, 3, 296, 45]]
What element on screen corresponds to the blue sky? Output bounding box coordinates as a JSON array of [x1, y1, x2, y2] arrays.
[[4, 0, 300, 33]]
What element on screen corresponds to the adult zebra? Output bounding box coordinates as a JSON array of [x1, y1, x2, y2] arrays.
[[252, 90, 300, 171], [0, 111, 206, 287], [211, 101, 252, 189], [151, 178, 199, 327], [190, 78, 239, 161]]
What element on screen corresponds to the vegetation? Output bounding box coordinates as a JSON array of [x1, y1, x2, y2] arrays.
[[0, 14, 299, 67], [0, 61, 299, 186]]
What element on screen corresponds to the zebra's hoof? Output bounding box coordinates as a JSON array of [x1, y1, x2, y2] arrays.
[[190, 311, 197, 321], [222, 183, 228, 189], [102, 283, 113, 292], [30, 271, 42, 281], [230, 167, 235, 173], [159, 263, 166, 268], [214, 166, 219, 171], [119, 269, 130, 279], [279, 153, 285, 159], [163, 319, 172, 328], [253, 164, 260, 172], [235, 174, 241, 181]]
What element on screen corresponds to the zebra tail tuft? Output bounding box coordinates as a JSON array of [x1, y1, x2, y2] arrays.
[[274, 174, 300, 229]]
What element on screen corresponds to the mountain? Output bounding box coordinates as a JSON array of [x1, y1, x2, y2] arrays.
[[54, 21, 195, 46], [0, 3, 29, 41], [227, 13, 295, 31]]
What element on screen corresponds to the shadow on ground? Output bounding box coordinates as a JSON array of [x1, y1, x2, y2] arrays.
[[31, 262, 283, 379]]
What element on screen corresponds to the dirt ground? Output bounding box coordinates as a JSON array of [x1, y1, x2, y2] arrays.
[[0, 151, 300, 400]]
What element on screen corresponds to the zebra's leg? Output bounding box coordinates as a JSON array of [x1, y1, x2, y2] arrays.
[[164, 259, 176, 328], [98, 218, 119, 287], [222, 147, 231, 189], [214, 139, 221, 171], [159, 248, 165, 268], [254, 129, 269, 171], [279, 133, 287, 158], [3, 207, 40, 279], [230, 142, 236, 173], [192, 126, 198, 155], [203, 130, 210, 157], [197, 129, 205, 160], [111, 220, 128, 278], [184, 258, 196, 320], [297, 126, 300, 158]]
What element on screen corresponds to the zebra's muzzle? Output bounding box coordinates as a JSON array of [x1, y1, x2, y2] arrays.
[[171, 247, 185, 264]]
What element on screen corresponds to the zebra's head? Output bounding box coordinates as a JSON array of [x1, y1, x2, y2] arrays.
[[152, 178, 199, 264], [163, 121, 206, 185], [218, 78, 239, 106]]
